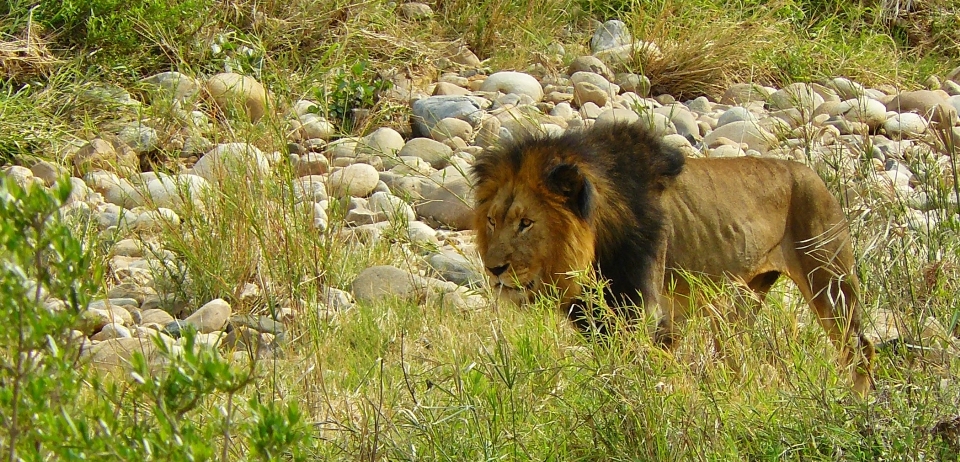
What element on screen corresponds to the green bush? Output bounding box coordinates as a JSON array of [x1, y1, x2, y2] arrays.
[[2, 0, 212, 72], [0, 178, 313, 460], [0, 178, 99, 458]]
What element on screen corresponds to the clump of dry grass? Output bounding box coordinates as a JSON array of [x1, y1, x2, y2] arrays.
[[638, 20, 779, 100], [0, 22, 58, 83]]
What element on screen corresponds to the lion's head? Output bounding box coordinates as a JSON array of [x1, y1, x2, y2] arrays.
[[471, 123, 685, 306], [471, 136, 605, 304]]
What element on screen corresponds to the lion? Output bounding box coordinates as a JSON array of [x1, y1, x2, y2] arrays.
[[471, 121, 875, 395]]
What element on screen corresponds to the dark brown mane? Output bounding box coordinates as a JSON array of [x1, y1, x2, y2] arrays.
[[472, 122, 685, 318]]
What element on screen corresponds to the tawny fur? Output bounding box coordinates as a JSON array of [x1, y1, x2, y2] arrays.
[[471, 121, 875, 395]]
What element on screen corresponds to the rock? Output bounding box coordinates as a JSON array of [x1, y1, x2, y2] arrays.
[[838, 97, 888, 130], [141, 71, 200, 101], [616, 73, 650, 96], [295, 152, 329, 176], [98, 176, 144, 209], [358, 127, 405, 157], [312, 202, 329, 230], [433, 81, 471, 96], [567, 56, 613, 80], [117, 123, 159, 154], [144, 174, 210, 210], [769, 83, 824, 113], [414, 177, 473, 230], [292, 99, 320, 117], [140, 309, 175, 325], [193, 143, 270, 184], [72, 138, 139, 177], [398, 2, 433, 20], [475, 115, 503, 148], [91, 323, 132, 341], [79, 84, 140, 108], [431, 117, 473, 142], [107, 283, 157, 304], [352, 265, 425, 304], [427, 251, 482, 287], [293, 175, 329, 203], [634, 112, 676, 136], [132, 208, 181, 230], [30, 160, 65, 186], [550, 102, 574, 120], [825, 77, 867, 100], [368, 191, 416, 222], [594, 108, 639, 126], [702, 121, 778, 154], [412, 96, 483, 136], [480, 71, 544, 101], [590, 19, 631, 53], [495, 105, 548, 138], [407, 221, 439, 245], [720, 83, 771, 105], [229, 314, 284, 335], [204, 73, 268, 122], [709, 144, 746, 157], [329, 163, 380, 198], [220, 326, 273, 355], [654, 104, 699, 140], [298, 113, 335, 140], [886, 90, 958, 126], [398, 138, 453, 169], [883, 113, 927, 139], [866, 308, 960, 359], [717, 106, 757, 127], [448, 45, 481, 67], [183, 298, 232, 334], [574, 81, 608, 107], [86, 337, 162, 371], [571, 71, 617, 94], [594, 41, 661, 72]]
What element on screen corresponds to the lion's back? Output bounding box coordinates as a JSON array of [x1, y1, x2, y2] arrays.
[[660, 156, 847, 277]]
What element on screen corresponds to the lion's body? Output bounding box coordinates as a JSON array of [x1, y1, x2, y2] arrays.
[[472, 122, 874, 394]]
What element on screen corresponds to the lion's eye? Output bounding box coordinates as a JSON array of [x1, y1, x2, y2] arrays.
[[518, 218, 533, 230], [487, 216, 496, 228]]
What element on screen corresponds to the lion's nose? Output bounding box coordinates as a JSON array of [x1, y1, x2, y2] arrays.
[[487, 264, 510, 277]]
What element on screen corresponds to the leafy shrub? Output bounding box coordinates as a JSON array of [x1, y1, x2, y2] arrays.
[[314, 60, 392, 133], [0, 178, 99, 458]]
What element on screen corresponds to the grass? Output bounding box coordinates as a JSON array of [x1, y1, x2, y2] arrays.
[[1, 0, 960, 459]]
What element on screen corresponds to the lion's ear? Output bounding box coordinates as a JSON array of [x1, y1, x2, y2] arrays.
[[547, 164, 595, 219]]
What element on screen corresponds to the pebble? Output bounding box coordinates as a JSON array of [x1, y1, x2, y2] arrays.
[[398, 2, 433, 20], [431, 117, 474, 142], [358, 127, 405, 157], [183, 298, 232, 334], [567, 56, 613, 80], [883, 113, 927, 139], [72, 138, 139, 177], [141, 71, 200, 101], [479, 71, 544, 101], [193, 143, 270, 184], [590, 19, 631, 53], [412, 96, 486, 137], [204, 72, 268, 122], [298, 113, 335, 140], [702, 120, 778, 154], [398, 137, 453, 169], [414, 177, 473, 230], [117, 123, 159, 154], [328, 163, 380, 198], [573, 81, 608, 107]]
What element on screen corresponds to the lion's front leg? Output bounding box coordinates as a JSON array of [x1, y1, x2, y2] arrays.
[[640, 238, 682, 349]]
